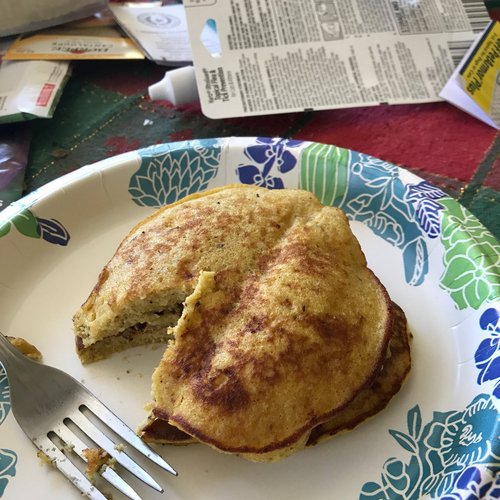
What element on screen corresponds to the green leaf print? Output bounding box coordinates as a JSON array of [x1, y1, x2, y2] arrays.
[[299, 143, 350, 206], [11, 210, 40, 239], [0, 221, 10, 238], [439, 198, 500, 310], [0, 209, 41, 239]]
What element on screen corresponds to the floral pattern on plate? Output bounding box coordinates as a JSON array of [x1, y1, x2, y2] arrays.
[[401, 179, 499, 310], [360, 394, 500, 499], [236, 137, 304, 188], [299, 141, 500, 311], [300, 142, 429, 286], [475, 307, 500, 399], [442, 465, 500, 499], [0, 208, 70, 246], [131, 139, 222, 207], [361, 303, 500, 499], [438, 200, 500, 310]]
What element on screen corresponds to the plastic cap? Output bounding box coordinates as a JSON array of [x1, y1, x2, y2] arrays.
[[148, 66, 199, 105]]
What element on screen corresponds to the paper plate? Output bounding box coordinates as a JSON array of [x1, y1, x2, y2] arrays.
[[0, 137, 498, 499]]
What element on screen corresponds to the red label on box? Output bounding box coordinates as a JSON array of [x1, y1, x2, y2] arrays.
[[36, 83, 56, 106]]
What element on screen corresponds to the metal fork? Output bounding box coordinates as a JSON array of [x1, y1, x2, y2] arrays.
[[0, 332, 177, 499]]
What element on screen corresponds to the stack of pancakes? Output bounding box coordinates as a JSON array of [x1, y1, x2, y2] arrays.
[[73, 185, 411, 462]]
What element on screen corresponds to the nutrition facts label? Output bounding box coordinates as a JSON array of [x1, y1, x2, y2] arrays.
[[184, 0, 490, 118]]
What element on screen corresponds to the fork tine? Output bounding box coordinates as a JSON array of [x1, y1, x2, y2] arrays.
[[33, 434, 108, 500], [84, 397, 177, 476], [54, 423, 143, 500], [101, 466, 143, 500], [70, 411, 163, 492]]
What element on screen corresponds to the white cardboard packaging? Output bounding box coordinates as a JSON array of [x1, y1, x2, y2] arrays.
[[183, 0, 490, 119], [0, 59, 70, 123]]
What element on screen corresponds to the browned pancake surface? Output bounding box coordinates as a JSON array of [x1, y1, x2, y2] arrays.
[[146, 188, 392, 459], [74, 185, 394, 461], [140, 303, 411, 452], [306, 302, 411, 445]]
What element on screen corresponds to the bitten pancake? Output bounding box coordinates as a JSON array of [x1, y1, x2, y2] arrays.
[[144, 208, 392, 460], [139, 302, 411, 451], [74, 185, 334, 362], [74, 185, 397, 461]]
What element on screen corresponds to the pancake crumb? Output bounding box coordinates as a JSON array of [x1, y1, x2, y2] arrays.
[[37, 450, 56, 468], [82, 448, 116, 480], [7, 336, 42, 361]]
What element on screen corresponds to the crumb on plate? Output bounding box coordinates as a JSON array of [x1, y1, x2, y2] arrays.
[[7, 336, 42, 361]]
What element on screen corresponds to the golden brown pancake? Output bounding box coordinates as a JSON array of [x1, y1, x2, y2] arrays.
[[73, 185, 396, 461], [74, 184, 333, 362], [139, 302, 411, 451], [306, 302, 411, 446]]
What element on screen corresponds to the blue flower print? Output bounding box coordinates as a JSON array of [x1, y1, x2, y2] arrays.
[[236, 165, 285, 189], [341, 154, 429, 286], [0, 449, 17, 496], [405, 181, 446, 239], [132, 139, 221, 207], [442, 466, 500, 499], [475, 307, 500, 399], [360, 394, 500, 499], [236, 137, 303, 189]]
